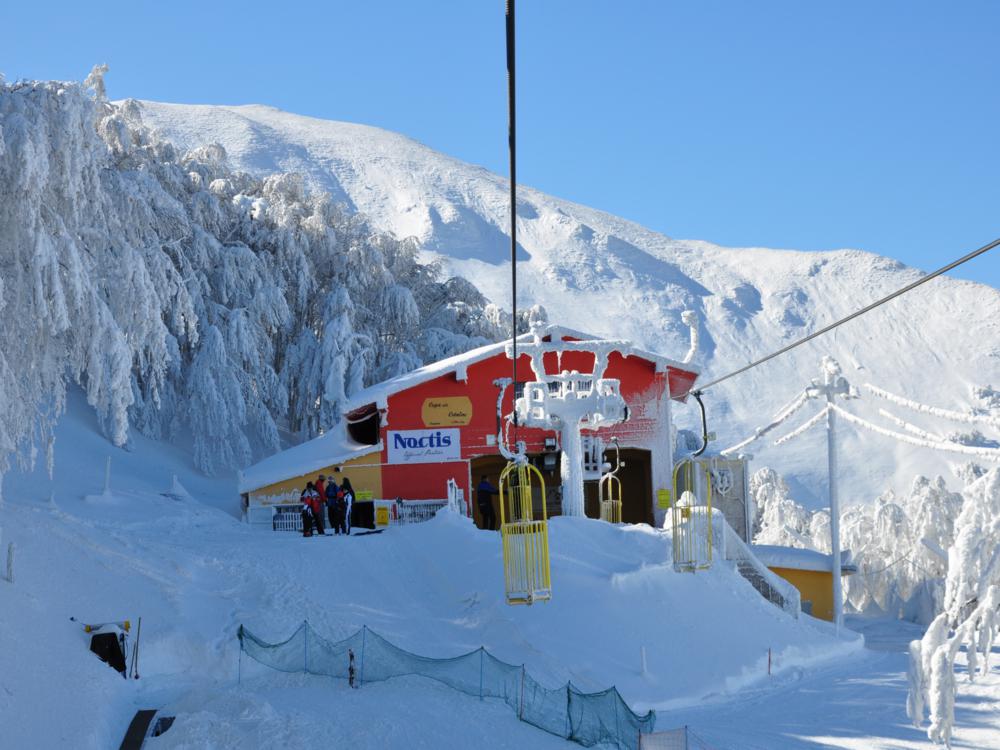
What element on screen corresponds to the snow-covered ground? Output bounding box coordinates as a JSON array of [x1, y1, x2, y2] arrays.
[[659, 616, 1000, 750], [137, 101, 1000, 508], [2, 392, 997, 748]]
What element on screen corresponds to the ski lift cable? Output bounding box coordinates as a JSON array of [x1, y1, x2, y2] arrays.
[[695, 236, 1000, 394], [876, 407, 946, 443], [720, 390, 811, 454], [865, 383, 1000, 430], [831, 403, 1000, 460], [773, 404, 831, 446], [505, 0, 519, 435]]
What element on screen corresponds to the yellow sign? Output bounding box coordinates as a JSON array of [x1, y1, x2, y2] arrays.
[[657, 489, 672, 510], [356, 490, 374, 501], [421, 397, 473, 427], [375, 506, 390, 526]]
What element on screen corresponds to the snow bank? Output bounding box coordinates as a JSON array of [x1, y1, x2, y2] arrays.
[[0, 404, 860, 748], [752, 544, 854, 573]]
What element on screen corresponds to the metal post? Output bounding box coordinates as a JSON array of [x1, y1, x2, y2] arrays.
[[479, 647, 485, 700], [825, 376, 843, 633], [519, 665, 526, 719], [360, 626, 367, 687], [303, 621, 309, 673]]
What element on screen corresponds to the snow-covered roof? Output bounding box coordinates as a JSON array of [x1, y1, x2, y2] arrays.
[[239, 424, 381, 494], [343, 324, 700, 413], [751, 545, 857, 574]]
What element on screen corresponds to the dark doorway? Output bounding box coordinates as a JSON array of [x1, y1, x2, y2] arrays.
[[584, 448, 653, 525], [470, 453, 565, 528]]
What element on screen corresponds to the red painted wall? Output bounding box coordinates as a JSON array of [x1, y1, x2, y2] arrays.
[[375, 346, 696, 502]]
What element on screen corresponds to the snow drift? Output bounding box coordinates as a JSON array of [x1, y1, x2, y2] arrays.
[[0, 396, 858, 748]]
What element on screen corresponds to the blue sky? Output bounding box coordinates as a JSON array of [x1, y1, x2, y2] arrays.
[[4, 1, 998, 287]]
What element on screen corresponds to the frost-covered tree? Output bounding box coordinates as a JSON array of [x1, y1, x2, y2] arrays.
[[908, 468, 1000, 746], [751, 465, 963, 624], [751, 468, 814, 548], [0, 69, 507, 475]]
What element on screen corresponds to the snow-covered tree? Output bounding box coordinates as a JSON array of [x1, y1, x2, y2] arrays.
[[908, 468, 1000, 746], [0, 70, 507, 475], [751, 467, 814, 548]]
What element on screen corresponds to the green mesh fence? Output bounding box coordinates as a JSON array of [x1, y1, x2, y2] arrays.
[[238, 622, 655, 750]]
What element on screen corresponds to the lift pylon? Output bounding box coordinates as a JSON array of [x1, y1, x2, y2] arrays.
[[499, 459, 552, 605]]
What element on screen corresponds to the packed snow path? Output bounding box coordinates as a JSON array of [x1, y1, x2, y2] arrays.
[[656, 616, 1000, 749]]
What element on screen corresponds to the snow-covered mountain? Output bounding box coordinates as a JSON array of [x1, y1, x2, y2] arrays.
[[139, 101, 1000, 506]]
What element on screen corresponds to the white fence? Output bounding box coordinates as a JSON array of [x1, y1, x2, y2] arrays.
[[640, 726, 717, 749], [246, 501, 448, 532], [391, 500, 447, 525]]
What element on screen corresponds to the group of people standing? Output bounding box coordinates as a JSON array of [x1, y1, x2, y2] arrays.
[[301, 474, 354, 537]]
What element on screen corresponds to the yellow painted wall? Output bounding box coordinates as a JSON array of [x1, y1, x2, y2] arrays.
[[768, 567, 835, 621], [249, 453, 384, 506]]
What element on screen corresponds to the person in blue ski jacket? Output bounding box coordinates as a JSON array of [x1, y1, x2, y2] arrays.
[[477, 475, 499, 530]]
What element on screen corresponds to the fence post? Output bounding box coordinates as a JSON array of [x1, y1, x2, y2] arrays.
[[479, 647, 484, 701], [360, 626, 367, 687], [566, 681, 573, 740], [303, 621, 309, 673], [519, 665, 525, 720]]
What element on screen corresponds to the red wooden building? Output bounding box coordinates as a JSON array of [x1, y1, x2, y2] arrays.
[[240, 325, 699, 528]]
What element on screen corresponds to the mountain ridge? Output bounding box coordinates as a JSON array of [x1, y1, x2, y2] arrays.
[[137, 99, 1000, 506]]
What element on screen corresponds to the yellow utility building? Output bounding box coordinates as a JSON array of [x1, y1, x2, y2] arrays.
[[751, 545, 857, 621]]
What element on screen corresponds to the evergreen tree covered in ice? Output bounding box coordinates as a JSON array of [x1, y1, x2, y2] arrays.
[[0, 70, 505, 474], [751, 466, 963, 623], [908, 468, 1000, 746], [751, 467, 816, 548]]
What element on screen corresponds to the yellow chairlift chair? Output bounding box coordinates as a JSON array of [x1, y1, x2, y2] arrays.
[[499, 459, 552, 605], [671, 459, 713, 572], [599, 438, 623, 524]]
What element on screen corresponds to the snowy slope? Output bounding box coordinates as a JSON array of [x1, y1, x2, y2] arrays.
[[0, 392, 858, 749], [137, 101, 1000, 506]]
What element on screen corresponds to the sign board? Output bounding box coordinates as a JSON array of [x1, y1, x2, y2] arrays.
[[355, 490, 374, 501], [375, 506, 390, 526], [421, 397, 473, 427], [387, 428, 461, 464], [657, 488, 672, 510]]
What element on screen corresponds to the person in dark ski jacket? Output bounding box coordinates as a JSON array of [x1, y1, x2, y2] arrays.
[[331, 478, 350, 535], [340, 477, 356, 534], [301, 482, 320, 537], [309, 484, 326, 535], [325, 477, 340, 530], [315, 474, 329, 531], [477, 475, 499, 530]]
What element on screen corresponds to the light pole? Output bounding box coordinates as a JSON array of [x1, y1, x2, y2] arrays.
[[806, 357, 852, 632]]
